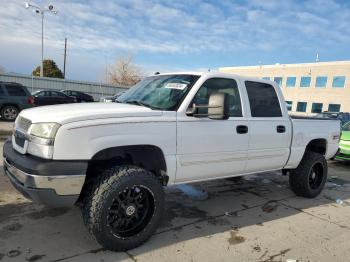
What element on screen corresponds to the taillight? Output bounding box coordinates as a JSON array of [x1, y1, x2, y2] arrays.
[[28, 96, 34, 105]]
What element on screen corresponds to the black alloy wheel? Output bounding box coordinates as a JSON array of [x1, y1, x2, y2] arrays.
[[107, 185, 155, 238], [308, 163, 324, 190]]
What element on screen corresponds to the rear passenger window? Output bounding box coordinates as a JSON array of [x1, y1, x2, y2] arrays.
[[4, 84, 27, 96], [245, 81, 282, 117], [191, 78, 242, 117]]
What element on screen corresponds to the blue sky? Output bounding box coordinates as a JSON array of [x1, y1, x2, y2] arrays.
[[0, 0, 350, 82]]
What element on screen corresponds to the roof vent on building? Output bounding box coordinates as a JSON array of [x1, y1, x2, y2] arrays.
[[316, 53, 320, 62]]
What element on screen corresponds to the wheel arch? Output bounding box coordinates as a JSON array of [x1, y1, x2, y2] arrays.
[[284, 138, 328, 170], [305, 138, 327, 156], [83, 144, 169, 189], [1, 103, 20, 111]]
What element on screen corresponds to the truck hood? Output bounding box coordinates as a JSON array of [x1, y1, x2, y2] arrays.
[[19, 103, 163, 124]]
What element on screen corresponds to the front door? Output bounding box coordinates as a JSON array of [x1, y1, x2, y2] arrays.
[[176, 77, 249, 183]]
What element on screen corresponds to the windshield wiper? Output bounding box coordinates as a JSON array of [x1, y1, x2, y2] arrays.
[[124, 100, 161, 110]]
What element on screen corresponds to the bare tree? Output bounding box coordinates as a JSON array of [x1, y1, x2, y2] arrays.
[[108, 55, 143, 87]]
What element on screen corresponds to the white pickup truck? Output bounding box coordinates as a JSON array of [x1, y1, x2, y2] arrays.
[[3, 72, 340, 251]]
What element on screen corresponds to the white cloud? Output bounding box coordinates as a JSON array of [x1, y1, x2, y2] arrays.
[[0, 0, 349, 80]]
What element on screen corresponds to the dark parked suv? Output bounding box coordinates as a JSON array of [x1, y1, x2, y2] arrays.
[[0, 82, 33, 121]]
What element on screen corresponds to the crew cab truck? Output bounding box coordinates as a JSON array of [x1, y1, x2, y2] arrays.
[[3, 72, 340, 251]]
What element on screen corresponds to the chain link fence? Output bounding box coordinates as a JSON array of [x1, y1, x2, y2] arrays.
[[0, 73, 128, 101]]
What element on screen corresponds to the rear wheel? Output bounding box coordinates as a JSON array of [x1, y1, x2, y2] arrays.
[[1, 105, 19, 121], [82, 165, 164, 251], [289, 151, 327, 198]]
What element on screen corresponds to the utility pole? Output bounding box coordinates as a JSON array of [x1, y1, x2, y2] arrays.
[[63, 37, 67, 78], [41, 12, 44, 77]]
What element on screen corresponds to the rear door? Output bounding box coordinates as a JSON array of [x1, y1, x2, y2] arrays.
[[49, 91, 65, 104], [176, 77, 249, 182], [3, 84, 29, 109], [70, 91, 80, 101], [35, 91, 49, 105], [0, 84, 5, 107], [244, 80, 291, 172]]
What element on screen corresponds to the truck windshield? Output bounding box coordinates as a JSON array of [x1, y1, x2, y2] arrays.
[[117, 74, 200, 110]]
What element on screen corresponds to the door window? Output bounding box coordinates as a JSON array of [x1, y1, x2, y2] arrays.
[[4, 84, 27, 96], [191, 78, 242, 117], [245, 81, 282, 117], [57, 92, 66, 97], [34, 91, 45, 97]]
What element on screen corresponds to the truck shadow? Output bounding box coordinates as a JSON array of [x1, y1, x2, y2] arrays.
[[0, 165, 349, 260]]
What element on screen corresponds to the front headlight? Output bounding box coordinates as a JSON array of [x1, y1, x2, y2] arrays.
[[29, 123, 61, 139]]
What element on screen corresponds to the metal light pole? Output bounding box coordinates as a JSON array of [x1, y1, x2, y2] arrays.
[[25, 2, 58, 77]]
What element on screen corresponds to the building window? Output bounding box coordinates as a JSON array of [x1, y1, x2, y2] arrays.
[[286, 77, 296, 87], [274, 77, 283, 88], [262, 77, 270, 80], [296, 102, 307, 112], [315, 76, 327, 88], [311, 103, 323, 113], [328, 104, 341, 112], [300, 76, 311, 88], [332, 76, 346, 88], [286, 101, 293, 111]]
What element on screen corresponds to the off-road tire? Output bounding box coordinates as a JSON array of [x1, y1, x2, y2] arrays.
[[1, 105, 19, 121], [289, 151, 327, 198], [82, 165, 164, 251]]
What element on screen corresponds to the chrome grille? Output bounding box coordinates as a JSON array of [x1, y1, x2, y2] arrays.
[[16, 116, 32, 132]]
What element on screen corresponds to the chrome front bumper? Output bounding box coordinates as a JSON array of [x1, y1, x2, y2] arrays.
[[3, 139, 88, 206], [4, 157, 85, 196]]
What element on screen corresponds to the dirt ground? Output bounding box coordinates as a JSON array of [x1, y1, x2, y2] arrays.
[[1, 138, 350, 262]]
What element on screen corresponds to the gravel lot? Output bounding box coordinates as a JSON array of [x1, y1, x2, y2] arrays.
[[1, 126, 350, 261]]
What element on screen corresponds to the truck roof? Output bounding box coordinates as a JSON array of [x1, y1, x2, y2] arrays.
[[154, 71, 274, 84]]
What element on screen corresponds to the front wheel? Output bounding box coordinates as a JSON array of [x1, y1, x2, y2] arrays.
[[82, 165, 164, 251], [289, 151, 327, 198], [1, 105, 19, 121]]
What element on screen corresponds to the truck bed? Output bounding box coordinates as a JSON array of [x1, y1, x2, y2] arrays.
[[284, 117, 340, 169], [290, 115, 338, 120]]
